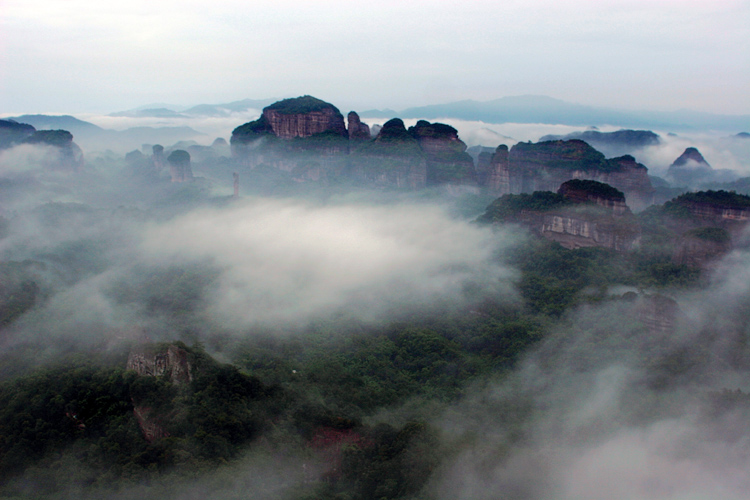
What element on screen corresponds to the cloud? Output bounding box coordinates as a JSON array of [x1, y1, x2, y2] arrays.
[[431, 239, 750, 500], [1, 196, 520, 347], [139, 198, 519, 330]]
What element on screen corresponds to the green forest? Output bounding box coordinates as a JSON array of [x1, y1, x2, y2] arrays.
[[2, 151, 750, 499]]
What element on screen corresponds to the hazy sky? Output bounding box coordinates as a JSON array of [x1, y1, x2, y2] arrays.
[[1, 0, 748, 115]]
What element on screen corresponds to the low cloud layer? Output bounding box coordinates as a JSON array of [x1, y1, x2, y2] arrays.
[[139, 199, 519, 330], [2, 197, 520, 346], [433, 237, 750, 500]]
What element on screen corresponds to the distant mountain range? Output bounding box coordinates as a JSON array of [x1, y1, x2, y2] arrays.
[[8, 114, 205, 153], [110, 98, 278, 118], [397, 95, 750, 132], [8, 95, 749, 155], [110, 95, 750, 132]]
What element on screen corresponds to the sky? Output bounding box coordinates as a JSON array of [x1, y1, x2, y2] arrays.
[[1, 0, 749, 115]]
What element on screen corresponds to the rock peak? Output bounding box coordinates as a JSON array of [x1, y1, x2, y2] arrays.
[[672, 147, 710, 168]]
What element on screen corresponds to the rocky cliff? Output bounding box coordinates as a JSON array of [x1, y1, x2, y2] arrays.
[[636, 294, 681, 336], [347, 111, 371, 142], [672, 227, 732, 268], [639, 190, 750, 271], [667, 147, 713, 186], [483, 140, 654, 211], [2, 126, 85, 171], [0, 119, 35, 149], [479, 179, 641, 251], [126, 343, 193, 384], [350, 118, 427, 189], [408, 120, 476, 186], [263, 96, 347, 139], [539, 129, 660, 157], [23, 130, 83, 172], [230, 96, 350, 181], [665, 190, 750, 229], [126, 343, 193, 442], [166, 149, 193, 182]]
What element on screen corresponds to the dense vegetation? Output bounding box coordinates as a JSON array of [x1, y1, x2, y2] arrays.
[[0, 131, 746, 500], [511, 139, 614, 171], [477, 191, 574, 222], [685, 226, 731, 244], [22, 129, 74, 147], [265, 95, 342, 116], [670, 189, 750, 209], [230, 114, 275, 144], [560, 179, 625, 200], [408, 120, 458, 140]]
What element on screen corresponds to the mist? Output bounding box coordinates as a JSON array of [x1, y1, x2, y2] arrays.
[[430, 231, 750, 500], [0, 191, 521, 352]]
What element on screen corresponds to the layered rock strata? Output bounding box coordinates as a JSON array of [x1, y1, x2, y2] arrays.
[[483, 140, 654, 211], [479, 179, 641, 251]]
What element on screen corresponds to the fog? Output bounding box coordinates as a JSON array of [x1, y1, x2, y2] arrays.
[[430, 234, 750, 500], [0, 164, 520, 350], [3, 111, 750, 499]]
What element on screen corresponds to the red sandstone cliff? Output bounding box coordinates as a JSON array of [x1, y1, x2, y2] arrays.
[[484, 140, 654, 211]]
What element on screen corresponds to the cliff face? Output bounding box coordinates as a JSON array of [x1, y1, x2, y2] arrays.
[[409, 120, 476, 186], [265, 107, 346, 139], [666, 191, 750, 234], [347, 112, 370, 141], [166, 149, 193, 182], [350, 118, 427, 189], [261, 96, 347, 139], [480, 179, 641, 251], [598, 155, 654, 211], [0, 119, 35, 149], [17, 129, 85, 172], [539, 129, 660, 157], [484, 145, 511, 193], [672, 228, 732, 268], [126, 343, 193, 442], [126, 344, 193, 385], [539, 213, 639, 251], [636, 294, 681, 336], [485, 140, 654, 211]]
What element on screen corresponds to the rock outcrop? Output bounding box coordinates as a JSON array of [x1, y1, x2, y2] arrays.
[[408, 120, 476, 186], [230, 96, 350, 180], [350, 118, 427, 189], [539, 129, 660, 157], [672, 227, 732, 268], [479, 179, 641, 251], [666, 190, 750, 229], [126, 343, 193, 385], [0, 119, 35, 149], [126, 343, 193, 442], [483, 140, 654, 211], [643, 190, 750, 270], [667, 147, 713, 186], [636, 294, 681, 336], [263, 96, 347, 139], [166, 149, 193, 182], [230, 97, 484, 190], [21, 129, 85, 172], [347, 111, 370, 141]]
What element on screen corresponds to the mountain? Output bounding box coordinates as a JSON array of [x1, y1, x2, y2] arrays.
[[182, 98, 277, 116], [7, 115, 204, 153], [11, 114, 106, 137], [110, 108, 188, 118], [400, 95, 750, 131], [110, 98, 279, 119], [539, 129, 660, 157]]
